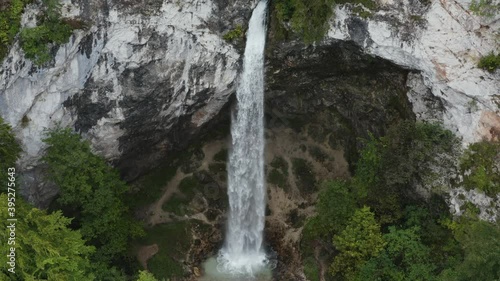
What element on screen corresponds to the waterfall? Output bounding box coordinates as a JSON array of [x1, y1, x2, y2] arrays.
[[217, 0, 269, 276]]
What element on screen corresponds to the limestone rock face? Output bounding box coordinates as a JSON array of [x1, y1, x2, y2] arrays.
[[0, 0, 257, 204], [0, 0, 498, 207], [327, 0, 499, 143]]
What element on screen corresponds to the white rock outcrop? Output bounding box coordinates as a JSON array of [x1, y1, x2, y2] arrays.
[[328, 0, 499, 144]]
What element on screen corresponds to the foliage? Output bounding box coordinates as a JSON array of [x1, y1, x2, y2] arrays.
[[273, 0, 377, 43], [0, 194, 95, 280], [440, 218, 500, 281], [355, 121, 459, 224], [316, 180, 356, 237], [0, 117, 21, 191], [402, 204, 462, 272], [138, 221, 192, 279], [136, 270, 159, 281], [469, 0, 500, 17], [303, 256, 321, 281], [274, 0, 335, 43], [0, 0, 31, 61], [20, 17, 73, 65], [459, 141, 500, 197], [18, 0, 79, 65], [330, 206, 385, 280], [355, 226, 437, 281], [42, 128, 144, 264], [478, 52, 500, 72], [222, 25, 244, 41]]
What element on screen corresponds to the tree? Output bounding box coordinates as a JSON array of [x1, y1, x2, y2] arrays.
[[440, 218, 500, 281], [355, 226, 436, 281], [330, 206, 385, 280], [42, 128, 144, 264], [316, 180, 357, 236], [0, 194, 95, 280], [136, 270, 159, 281], [0, 117, 21, 191]]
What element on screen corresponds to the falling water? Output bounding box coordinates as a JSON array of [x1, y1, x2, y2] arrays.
[[216, 0, 270, 277]]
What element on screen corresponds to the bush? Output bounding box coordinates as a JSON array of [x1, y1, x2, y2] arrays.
[[460, 141, 500, 197], [330, 206, 385, 280], [274, 0, 335, 43], [223, 25, 244, 41], [478, 52, 500, 72], [273, 0, 377, 43], [0, 0, 32, 61], [18, 0, 78, 65], [469, 0, 500, 17]]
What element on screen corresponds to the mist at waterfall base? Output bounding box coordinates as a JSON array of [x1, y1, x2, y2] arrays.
[[202, 1, 276, 279]]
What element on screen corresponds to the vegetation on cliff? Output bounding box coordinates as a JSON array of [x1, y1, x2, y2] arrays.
[[272, 0, 377, 43], [301, 121, 500, 281], [0, 0, 80, 65], [42, 128, 144, 265]]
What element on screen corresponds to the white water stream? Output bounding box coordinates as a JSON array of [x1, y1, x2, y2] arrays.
[[216, 0, 270, 277]]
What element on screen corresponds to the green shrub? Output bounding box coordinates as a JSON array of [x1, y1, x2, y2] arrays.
[[223, 25, 244, 41], [0, 0, 32, 61], [303, 256, 321, 281], [478, 52, 500, 72], [330, 206, 385, 280], [460, 141, 500, 197], [274, 0, 335, 43], [18, 0, 79, 65], [440, 218, 500, 281], [469, 0, 500, 17]]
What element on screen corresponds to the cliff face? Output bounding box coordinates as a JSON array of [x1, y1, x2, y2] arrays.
[[327, 0, 499, 143], [0, 0, 498, 206], [0, 0, 257, 204]]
